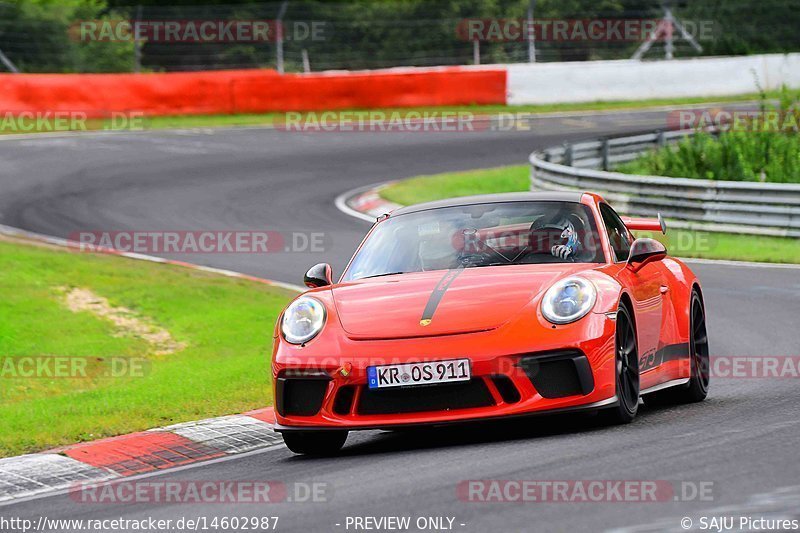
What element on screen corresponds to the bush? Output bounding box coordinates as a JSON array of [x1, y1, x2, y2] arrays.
[[618, 89, 800, 183]]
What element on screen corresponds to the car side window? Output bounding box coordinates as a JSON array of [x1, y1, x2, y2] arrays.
[[599, 204, 632, 262]]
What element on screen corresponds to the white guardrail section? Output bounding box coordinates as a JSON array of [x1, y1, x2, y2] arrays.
[[507, 53, 800, 104], [529, 129, 800, 238]]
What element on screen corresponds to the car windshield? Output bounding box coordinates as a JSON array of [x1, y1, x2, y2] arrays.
[[343, 201, 605, 281]]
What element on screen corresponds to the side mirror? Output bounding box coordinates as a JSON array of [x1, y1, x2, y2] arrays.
[[304, 263, 333, 288], [627, 238, 667, 273]]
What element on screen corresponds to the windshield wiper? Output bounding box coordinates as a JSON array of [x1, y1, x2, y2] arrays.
[[360, 271, 406, 279], [465, 262, 516, 268]]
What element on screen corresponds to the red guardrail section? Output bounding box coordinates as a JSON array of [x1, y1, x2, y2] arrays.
[[0, 68, 507, 117]]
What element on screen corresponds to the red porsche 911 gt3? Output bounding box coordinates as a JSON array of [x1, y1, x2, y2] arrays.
[[272, 192, 710, 455]]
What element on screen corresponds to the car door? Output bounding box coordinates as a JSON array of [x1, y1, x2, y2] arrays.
[[599, 204, 665, 375]]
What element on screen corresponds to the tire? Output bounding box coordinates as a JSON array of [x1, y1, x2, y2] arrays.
[[644, 290, 710, 407], [603, 303, 640, 425], [281, 430, 348, 455]]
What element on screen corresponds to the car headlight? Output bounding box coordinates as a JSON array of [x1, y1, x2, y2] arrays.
[[281, 297, 326, 344], [541, 277, 597, 325]]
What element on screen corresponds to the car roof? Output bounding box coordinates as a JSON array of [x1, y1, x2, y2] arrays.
[[390, 191, 587, 217]]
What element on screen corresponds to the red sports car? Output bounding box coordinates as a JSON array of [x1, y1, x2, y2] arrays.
[[272, 192, 709, 455]]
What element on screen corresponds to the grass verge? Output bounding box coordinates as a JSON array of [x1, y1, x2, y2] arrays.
[[378, 165, 800, 264], [0, 235, 295, 457], [0, 91, 776, 135]]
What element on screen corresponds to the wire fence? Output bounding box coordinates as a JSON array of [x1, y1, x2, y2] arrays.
[[1, 0, 799, 73]]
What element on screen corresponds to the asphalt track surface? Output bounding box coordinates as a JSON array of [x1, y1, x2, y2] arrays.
[[1, 108, 799, 532]]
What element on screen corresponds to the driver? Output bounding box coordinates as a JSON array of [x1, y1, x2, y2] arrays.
[[551, 220, 582, 260], [529, 210, 586, 262]]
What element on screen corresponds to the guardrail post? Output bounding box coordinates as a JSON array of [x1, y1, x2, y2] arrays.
[[601, 139, 610, 171], [276, 1, 289, 74], [564, 143, 573, 166], [657, 130, 666, 148]]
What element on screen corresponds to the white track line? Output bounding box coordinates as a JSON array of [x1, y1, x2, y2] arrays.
[[0, 224, 305, 292], [0, 443, 288, 508], [334, 183, 385, 223], [681, 257, 800, 270]]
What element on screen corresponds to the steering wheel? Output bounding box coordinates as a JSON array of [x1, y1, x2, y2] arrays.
[[458, 228, 513, 265]]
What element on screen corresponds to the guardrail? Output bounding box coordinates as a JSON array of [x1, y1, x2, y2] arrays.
[[530, 129, 800, 238]]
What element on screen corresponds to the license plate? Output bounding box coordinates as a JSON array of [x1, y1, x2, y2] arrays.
[[367, 359, 471, 389]]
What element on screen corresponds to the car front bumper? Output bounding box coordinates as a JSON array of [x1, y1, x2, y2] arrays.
[[272, 312, 618, 431]]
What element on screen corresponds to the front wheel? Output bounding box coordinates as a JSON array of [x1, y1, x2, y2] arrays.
[[603, 303, 640, 424], [281, 430, 348, 455]]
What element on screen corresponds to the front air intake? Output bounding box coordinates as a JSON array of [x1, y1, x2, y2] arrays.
[[333, 385, 357, 415], [489, 375, 521, 404], [518, 351, 594, 399], [357, 379, 495, 415], [276, 373, 330, 416]]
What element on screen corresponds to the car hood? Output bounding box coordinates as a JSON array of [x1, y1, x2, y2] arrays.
[[332, 264, 592, 339]]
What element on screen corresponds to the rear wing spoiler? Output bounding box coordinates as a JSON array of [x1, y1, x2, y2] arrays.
[[621, 214, 667, 235]]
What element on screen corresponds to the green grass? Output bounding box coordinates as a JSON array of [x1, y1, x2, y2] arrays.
[[0, 91, 780, 135], [618, 130, 800, 184], [618, 88, 800, 183], [381, 165, 530, 205], [378, 165, 800, 264], [0, 237, 295, 457]]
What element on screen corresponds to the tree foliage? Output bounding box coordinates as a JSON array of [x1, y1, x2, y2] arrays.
[[1, 0, 798, 73]]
